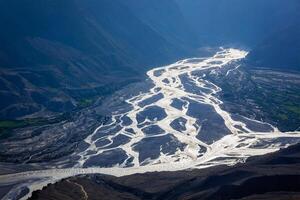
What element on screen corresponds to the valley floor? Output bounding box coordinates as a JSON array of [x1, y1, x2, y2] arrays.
[[0, 48, 300, 200]]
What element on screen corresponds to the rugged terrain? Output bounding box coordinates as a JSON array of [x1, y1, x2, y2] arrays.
[[0, 1, 300, 200]]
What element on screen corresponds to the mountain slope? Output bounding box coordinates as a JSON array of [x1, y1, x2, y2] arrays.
[[246, 22, 300, 71], [0, 0, 193, 119], [124, 0, 198, 51], [176, 0, 300, 47]]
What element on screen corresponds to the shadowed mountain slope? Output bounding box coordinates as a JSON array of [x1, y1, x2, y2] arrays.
[[176, 0, 300, 47], [246, 21, 300, 71], [0, 0, 194, 119], [124, 0, 198, 51], [176, 0, 300, 71]]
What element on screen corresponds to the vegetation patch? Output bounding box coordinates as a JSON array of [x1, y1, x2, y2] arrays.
[[0, 114, 71, 140]]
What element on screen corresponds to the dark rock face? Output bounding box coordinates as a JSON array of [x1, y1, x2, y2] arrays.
[[29, 143, 300, 200]]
